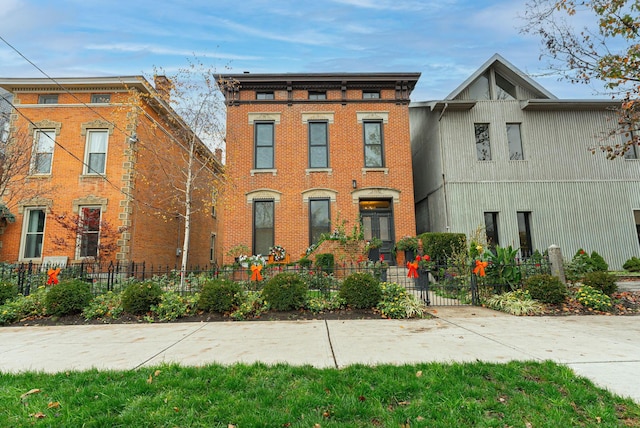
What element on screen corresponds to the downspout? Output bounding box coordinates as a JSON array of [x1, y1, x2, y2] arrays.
[[437, 103, 450, 232]]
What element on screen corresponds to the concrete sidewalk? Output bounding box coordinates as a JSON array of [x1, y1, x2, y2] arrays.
[[1, 307, 639, 403]]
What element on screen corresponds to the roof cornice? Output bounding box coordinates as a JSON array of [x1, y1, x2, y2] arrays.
[[0, 76, 150, 92], [520, 99, 621, 111]]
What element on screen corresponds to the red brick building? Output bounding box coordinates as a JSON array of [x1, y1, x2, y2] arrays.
[[219, 73, 420, 264], [0, 76, 222, 266]]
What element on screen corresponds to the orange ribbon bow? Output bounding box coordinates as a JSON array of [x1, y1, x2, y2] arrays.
[[250, 264, 263, 281], [473, 260, 488, 277], [47, 267, 61, 285], [406, 261, 419, 278]]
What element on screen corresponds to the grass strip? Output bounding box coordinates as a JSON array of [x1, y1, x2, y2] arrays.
[[1, 361, 638, 427]]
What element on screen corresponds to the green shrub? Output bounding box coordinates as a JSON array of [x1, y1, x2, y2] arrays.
[[0, 281, 17, 304], [230, 291, 270, 320], [339, 272, 381, 309], [0, 286, 48, 325], [297, 257, 313, 269], [623, 257, 640, 272], [589, 251, 609, 272], [152, 292, 199, 321], [581, 271, 617, 296], [315, 253, 334, 274], [377, 282, 425, 319], [523, 274, 567, 304], [485, 290, 544, 316], [565, 248, 609, 281], [575, 285, 612, 312], [198, 279, 242, 313], [262, 273, 307, 311], [121, 281, 162, 315], [418, 232, 466, 262], [45, 280, 93, 317], [306, 293, 346, 313], [83, 291, 123, 320]]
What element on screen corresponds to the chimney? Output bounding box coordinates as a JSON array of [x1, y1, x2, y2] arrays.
[[154, 75, 173, 101], [214, 148, 223, 162]]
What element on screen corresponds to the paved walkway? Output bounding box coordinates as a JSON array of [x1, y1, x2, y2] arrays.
[[1, 307, 639, 403]]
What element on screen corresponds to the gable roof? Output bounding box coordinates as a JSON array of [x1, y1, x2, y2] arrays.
[[445, 53, 557, 101]]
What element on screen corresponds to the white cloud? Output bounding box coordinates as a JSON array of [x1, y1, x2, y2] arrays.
[[85, 43, 261, 61], [329, 0, 452, 11]]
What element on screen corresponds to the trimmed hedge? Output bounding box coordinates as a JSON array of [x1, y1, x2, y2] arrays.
[[581, 271, 617, 296], [339, 272, 381, 309], [262, 272, 308, 311], [44, 279, 93, 316], [315, 253, 335, 274], [198, 279, 242, 313], [523, 274, 567, 304], [418, 232, 467, 262], [121, 281, 162, 315]]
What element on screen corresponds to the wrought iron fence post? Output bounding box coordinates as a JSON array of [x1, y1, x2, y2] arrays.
[[470, 271, 479, 306], [24, 261, 34, 296], [17, 263, 25, 295], [107, 261, 114, 292]]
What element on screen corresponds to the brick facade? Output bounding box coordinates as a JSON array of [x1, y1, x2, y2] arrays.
[[0, 77, 222, 266], [219, 73, 420, 265]]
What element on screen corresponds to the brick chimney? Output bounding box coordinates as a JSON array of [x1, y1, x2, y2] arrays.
[[154, 75, 173, 101], [214, 148, 223, 162]]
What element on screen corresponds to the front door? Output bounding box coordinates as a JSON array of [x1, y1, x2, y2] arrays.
[[360, 199, 395, 264]]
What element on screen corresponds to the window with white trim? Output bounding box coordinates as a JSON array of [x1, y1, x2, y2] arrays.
[[84, 130, 108, 174], [32, 129, 55, 174], [21, 208, 46, 260]]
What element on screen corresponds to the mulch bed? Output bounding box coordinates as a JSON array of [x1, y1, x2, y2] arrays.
[[7, 308, 388, 327], [6, 289, 640, 327], [538, 290, 640, 316]]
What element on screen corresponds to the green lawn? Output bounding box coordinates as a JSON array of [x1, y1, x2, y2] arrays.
[[1, 361, 638, 427]]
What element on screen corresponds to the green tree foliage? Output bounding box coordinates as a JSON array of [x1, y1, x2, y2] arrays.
[[522, 0, 640, 158]]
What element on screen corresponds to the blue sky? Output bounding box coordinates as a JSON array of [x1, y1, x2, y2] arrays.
[[0, 0, 609, 101]]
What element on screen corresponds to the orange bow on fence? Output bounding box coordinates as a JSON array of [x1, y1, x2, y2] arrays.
[[47, 268, 61, 285], [473, 260, 488, 277], [406, 261, 419, 278], [250, 264, 263, 281]]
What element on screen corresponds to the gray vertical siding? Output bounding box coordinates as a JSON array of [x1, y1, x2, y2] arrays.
[[410, 99, 640, 269]]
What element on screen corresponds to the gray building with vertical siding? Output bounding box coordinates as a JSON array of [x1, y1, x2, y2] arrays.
[[410, 54, 640, 269]]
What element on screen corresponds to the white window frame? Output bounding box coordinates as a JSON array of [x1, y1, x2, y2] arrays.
[[19, 207, 46, 261], [32, 129, 55, 175], [84, 129, 109, 175]]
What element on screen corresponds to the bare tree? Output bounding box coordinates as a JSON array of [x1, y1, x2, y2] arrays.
[[125, 59, 228, 287], [50, 209, 127, 263], [0, 118, 56, 221], [521, 0, 640, 158]]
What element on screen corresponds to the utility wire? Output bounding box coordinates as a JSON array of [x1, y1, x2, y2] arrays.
[[0, 96, 167, 214], [0, 35, 223, 213], [0, 34, 223, 177]]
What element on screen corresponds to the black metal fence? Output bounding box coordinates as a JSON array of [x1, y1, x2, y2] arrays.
[[1, 257, 552, 307]]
